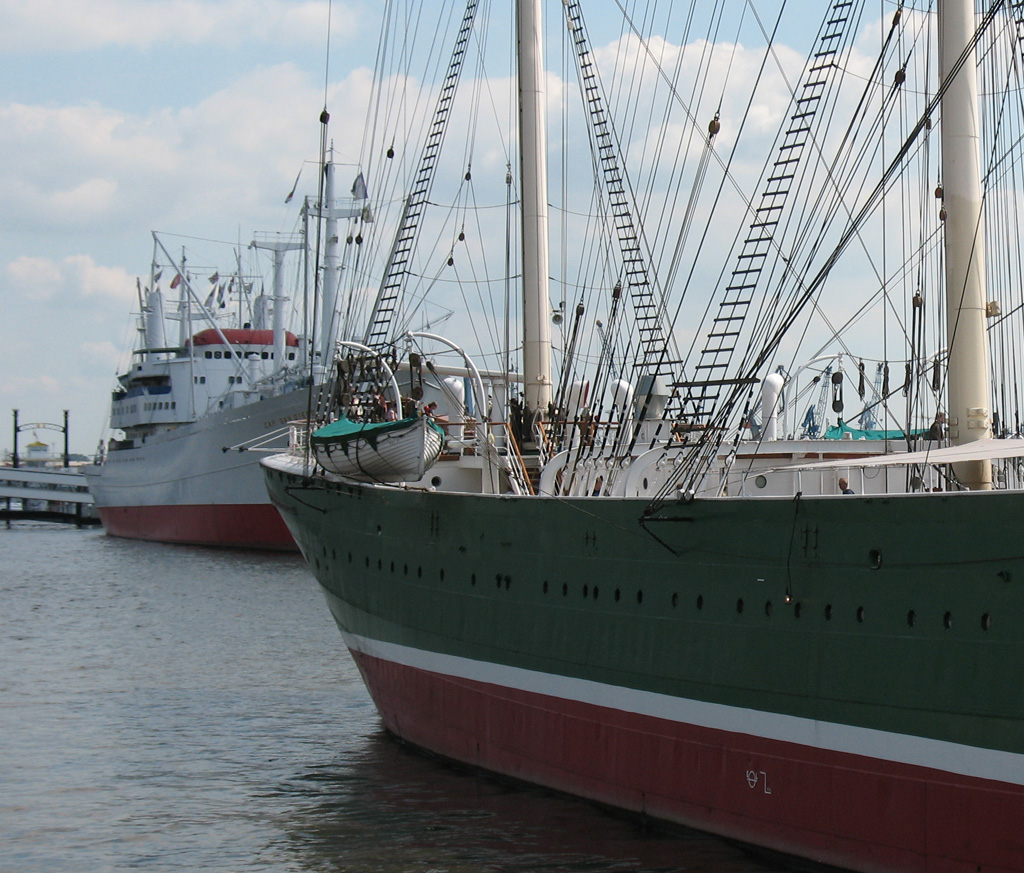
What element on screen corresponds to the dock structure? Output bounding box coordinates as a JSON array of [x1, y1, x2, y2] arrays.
[[0, 466, 98, 527]]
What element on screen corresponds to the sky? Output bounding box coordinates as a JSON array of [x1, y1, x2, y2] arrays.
[[0, 0, 852, 456], [0, 0, 379, 455]]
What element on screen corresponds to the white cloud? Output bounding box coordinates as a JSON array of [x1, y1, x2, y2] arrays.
[[0, 102, 177, 232], [0, 61, 379, 237], [5, 254, 135, 303], [0, 0, 358, 53], [79, 340, 124, 370], [5, 256, 64, 299]]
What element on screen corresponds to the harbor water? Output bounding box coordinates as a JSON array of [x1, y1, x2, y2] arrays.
[[2, 525, 779, 872]]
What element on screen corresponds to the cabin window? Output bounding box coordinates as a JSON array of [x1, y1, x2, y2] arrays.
[[205, 351, 212, 359], [214, 351, 222, 359], [288, 352, 295, 360], [261, 352, 269, 359]]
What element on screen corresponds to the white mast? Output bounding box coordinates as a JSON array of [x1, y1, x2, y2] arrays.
[[314, 155, 365, 361], [143, 285, 166, 357], [518, 0, 553, 418], [251, 238, 304, 371], [939, 0, 992, 489], [320, 158, 342, 363]]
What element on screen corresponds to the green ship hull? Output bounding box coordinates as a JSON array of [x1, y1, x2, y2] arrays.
[[264, 454, 1024, 873]]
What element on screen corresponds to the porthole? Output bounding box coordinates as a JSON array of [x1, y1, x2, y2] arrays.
[[793, 602, 802, 618], [614, 588, 621, 602], [943, 611, 952, 629], [736, 598, 744, 614], [542, 580, 549, 594], [907, 609, 916, 627], [755, 474, 767, 489], [671, 592, 679, 608], [496, 574, 502, 588], [504, 575, 511, 590], [583, 585, 589, 598], [868, 548, 882, 569], [857, 606, 865, 623], [390, 561, 395, 573], [592, 586, 599, 600], [824, 604, 832, 621], [562, 583, 568, 597], [440, 569, 445, 581], [982, 613, 992, 631], [636, 590, 644, 604], [765, 600, 773, 617], [431, 476, 442, 487], [697, 595, 704, 610]]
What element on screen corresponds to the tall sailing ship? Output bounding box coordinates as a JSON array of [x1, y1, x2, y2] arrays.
[[86, 160, 369, 549], [264, 1, 1024, 870]]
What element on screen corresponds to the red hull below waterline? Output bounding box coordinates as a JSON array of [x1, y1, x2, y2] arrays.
[[350, 647, 1024, 873], [97, 503, 296, 550]]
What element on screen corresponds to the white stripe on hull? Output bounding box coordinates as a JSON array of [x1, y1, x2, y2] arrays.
[[342, 630, 1024, 787]]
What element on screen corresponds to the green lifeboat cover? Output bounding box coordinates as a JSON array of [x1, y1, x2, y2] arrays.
[[824, 423, 926, 440], [311, 415, 445, 451]]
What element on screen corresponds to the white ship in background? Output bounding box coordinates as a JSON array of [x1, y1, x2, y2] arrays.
[[86, 160, 369, 549]]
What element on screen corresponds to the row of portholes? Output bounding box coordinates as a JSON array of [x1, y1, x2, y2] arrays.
[[527, 572, 996, 633], [540, 579, 643, 604], [330, 548, 436, 581], [720, 594, 991, 631], [318, 549, 996, 634]]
